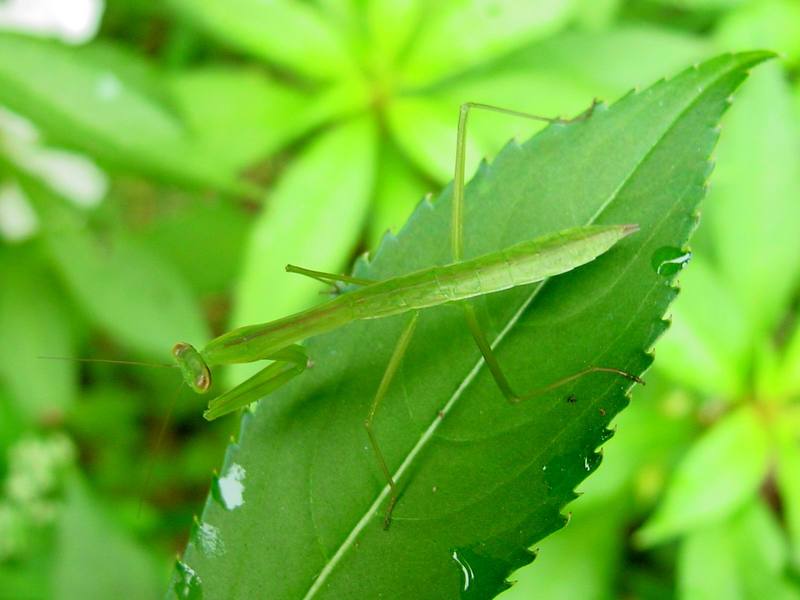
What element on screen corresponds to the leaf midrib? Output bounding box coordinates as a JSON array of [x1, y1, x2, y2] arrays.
[[302, 63, 729, 598]]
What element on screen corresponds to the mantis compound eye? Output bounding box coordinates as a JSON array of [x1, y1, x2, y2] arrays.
[[173, 342, 213, 394]]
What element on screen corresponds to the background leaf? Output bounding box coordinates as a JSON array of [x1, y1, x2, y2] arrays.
[[230, 117, 377, 380], [700, 64, 800, 342], [0, 33, 246, 192], [167, 0, 354, 81], [173, 52, 769, 598], [678, 500, 798, 600], [637, 406, 770, 546], [23, 178, 209, 358], [0, 244, 76, 422]]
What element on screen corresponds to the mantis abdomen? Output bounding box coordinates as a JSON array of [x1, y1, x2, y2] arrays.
[[353, 224, 636, 318], [201, 224, 634, 367]]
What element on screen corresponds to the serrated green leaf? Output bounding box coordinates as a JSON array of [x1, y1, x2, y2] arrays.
[[678, 499, 800, 600], [637, 405, 770, 547], [399, 0, 577, 85], [0, 244, 75, 422], [230, 116, 377, 380], [701, 64, 800, 341], [655, 256, 750, 397], [0, 33, 247, 193], [175, 52, 770, 598], [21, 178, 209, 359], [168, 0, 354, 81]]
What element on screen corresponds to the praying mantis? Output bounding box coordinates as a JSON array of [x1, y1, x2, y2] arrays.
[[174, 102, 643, 527]]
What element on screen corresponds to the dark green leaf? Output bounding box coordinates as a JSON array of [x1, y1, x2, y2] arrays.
[[53, 475, 162, 600], [174, 53, 770, 598]]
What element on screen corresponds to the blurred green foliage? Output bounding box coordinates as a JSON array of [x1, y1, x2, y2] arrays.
[[0, 0, 797, 598]]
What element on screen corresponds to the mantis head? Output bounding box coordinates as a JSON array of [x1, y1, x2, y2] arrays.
[[172, 343, 212, 394]]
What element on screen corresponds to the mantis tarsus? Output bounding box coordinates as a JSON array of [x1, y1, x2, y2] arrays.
[[174, 101, 644, 528]]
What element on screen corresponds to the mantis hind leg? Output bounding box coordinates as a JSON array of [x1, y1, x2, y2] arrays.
[[451, 100, 599, 262], [461, 303, 643, 404], [449, 102, 637, 403], [364, 312, 419, 530]]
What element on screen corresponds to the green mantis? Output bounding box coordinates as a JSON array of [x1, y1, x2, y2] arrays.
[[175, 101, 643, 527]]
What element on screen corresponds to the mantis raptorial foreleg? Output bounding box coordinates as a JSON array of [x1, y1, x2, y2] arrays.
[[203, 345, 309, 420]]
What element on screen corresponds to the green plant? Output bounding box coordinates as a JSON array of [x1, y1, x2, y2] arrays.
[[172, 52, 769, 599], [0, 2, 797, 598]]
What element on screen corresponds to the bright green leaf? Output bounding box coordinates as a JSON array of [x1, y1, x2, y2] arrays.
[[168, 0, 354, 81], [168, 67, 308, 174], [637, 405, 771, 546], [386, 96, 487, 183], [399, 0, 577, 85], [365, 0, 424, 73], [0, 244, 75, 422], [173, 52, 770, 598], [503, 25, 711, 93], [678, 499, 799, 600], [231, 116, 377, 377], [717, 0, 800, 63], [369, 141, 430, 248], [701, 64, 800, 341], [655, 256, 750, 397], [776, 420, 800, 569], [0, 33, 247, 193], [498, 498, 626, 600], [779, 320, 800, 395]]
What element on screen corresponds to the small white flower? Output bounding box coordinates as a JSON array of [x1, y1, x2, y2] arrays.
[[0, 0, 105, 44], [0, 107, 108, 240], [0, 183, 38, 241]]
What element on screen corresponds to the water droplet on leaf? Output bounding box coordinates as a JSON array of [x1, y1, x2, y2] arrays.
[[651, 246, 691, 276]]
